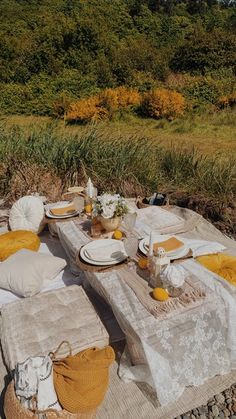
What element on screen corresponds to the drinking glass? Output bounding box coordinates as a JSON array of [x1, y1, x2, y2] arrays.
[[123, 235, 139, 270], [123, 212, 137, 234], [73, 196, 85, 213]]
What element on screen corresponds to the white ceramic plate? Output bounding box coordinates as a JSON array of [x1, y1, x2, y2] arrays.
[[45, 209, 80, 219], [80, 239, 127, 266], [139, 234, 189, 260]]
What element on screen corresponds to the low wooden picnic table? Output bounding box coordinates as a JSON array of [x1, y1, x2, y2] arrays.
[[55, 206, 236, 407]]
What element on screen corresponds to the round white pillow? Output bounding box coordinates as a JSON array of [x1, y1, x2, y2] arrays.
[[9, 196, 45, 233]]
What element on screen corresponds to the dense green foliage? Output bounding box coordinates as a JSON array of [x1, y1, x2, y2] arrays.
[[0, 0, 235, 115]]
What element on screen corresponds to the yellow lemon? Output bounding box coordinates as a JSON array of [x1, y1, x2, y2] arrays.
[[84, 204, 92, 214], [113, 230, 123, 240], [138, 257, 148, 270], [152, 288, 169, 302]]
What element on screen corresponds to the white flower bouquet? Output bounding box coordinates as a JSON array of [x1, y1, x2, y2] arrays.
[[93, 193, 128, 219]]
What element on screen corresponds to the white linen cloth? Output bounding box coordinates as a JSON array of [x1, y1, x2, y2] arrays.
[[184, 259, 236, 362], [15, 355, 61, 412], [84, 240, 127, 262], [180, 237, 226, 257], [56, 219, 236, 406], [134, 207, 185, 237]]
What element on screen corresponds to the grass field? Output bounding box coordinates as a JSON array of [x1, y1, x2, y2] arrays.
[[0, 112, 235, 236], [1, 110, 236, 156], [0, 112, 235, 202]]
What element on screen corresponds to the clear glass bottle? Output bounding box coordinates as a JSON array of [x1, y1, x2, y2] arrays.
[[149, 248, 170, 289]]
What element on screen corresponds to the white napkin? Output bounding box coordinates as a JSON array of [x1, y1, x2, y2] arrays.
[[134, 207, 184, 237], [181, 238, 226, 257], [162, 264, 187, 288], [15, 355, 61, 412], [85, 241, 127, 262]]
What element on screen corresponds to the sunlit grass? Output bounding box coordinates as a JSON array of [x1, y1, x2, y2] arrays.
[[0, 121, 235, 202], [1, 111, 235, 156]]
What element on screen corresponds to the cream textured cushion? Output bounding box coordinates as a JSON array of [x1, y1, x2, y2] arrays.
[[0, 249, 66, 297], [0, 285, 109, 370], [9, 196, 45, 233]]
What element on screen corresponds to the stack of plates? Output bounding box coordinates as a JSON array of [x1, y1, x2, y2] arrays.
[[46, 201, 80, 219], [80, 239, 128, 266], [139, 234, 189, 260]]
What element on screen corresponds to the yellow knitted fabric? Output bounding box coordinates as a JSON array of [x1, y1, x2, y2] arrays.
[[197, 253, 236, 286], [0, 230, 40, 261], [53, 346, 115, 413]]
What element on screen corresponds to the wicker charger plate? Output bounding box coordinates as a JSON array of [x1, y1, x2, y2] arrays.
[[44, 214, 80, 224], [76, 249, 128, 273]]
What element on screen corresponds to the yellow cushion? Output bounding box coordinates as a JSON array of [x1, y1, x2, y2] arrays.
[[197, 253, 236, 286], [0, 230, 40, 261]]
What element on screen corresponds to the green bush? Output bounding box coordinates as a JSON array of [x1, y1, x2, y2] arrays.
[[0, 84, 32, 114], [184, 78, 220, 104]]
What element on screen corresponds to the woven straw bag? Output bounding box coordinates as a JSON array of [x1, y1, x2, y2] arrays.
[[4, 342, 97, 419], [4, 382, 97, 419]]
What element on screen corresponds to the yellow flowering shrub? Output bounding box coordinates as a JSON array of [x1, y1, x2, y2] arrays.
[[141, 88, 185, 120], [99, 88, 119, 114], [66, 87, 141, 123], [115, 86, 141, 107], [217, 94, 236, 109], [99, 87, 141, 115], [66, 96, 108, 123]]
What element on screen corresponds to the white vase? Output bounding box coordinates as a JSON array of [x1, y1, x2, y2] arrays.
[[99, 216, 121, 232]]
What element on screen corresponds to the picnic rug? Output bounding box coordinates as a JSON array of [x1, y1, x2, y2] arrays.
[[0, 206, 236, 417], [0, 350, 235, 419]]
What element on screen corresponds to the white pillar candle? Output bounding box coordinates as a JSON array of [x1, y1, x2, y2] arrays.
[[87, 178, 93, 198]]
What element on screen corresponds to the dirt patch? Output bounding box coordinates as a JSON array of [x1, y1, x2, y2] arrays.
[[168, 191, 236, 239], [3, 164, 63, 204]]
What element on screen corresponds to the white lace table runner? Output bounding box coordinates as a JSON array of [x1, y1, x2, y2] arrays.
[[56, 220, 236, 406]]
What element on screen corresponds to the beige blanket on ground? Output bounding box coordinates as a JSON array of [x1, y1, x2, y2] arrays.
[[0, 285, 109, 371]]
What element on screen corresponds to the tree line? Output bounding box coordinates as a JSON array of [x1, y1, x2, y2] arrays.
[[0, 0, 235, 115]]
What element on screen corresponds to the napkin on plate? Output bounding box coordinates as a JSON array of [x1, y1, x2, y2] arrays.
[[84, 241, 127, 262], [50, 203, 76, 216], [145, 237, 184, 253]]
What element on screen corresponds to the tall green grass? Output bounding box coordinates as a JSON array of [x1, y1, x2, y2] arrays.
[[0, 123, 235, 201]]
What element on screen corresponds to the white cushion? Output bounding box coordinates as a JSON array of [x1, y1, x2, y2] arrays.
[[9, 196, 45, 233], [0, 249, 66, 297]]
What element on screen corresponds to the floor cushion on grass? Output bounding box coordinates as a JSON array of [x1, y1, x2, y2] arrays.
[[0, 230, 40, 261], [9, 196, 45, 233], [197, 253, 236, 286]]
